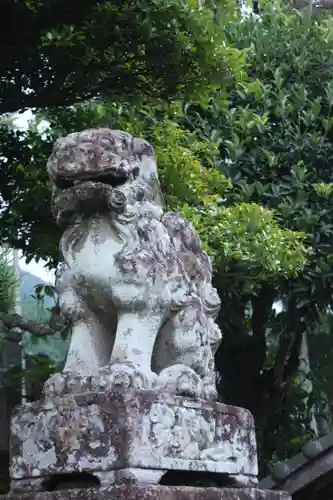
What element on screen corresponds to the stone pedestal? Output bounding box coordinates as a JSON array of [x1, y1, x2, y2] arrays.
[[3, 485, 290, 500], [10, 390, 258, 493], [7, 376, 291, 500]]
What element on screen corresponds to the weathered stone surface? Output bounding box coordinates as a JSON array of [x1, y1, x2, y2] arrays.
[[46, 128, 222, 400], [3, 486, 291, 500], [9, 391, 257, 490]]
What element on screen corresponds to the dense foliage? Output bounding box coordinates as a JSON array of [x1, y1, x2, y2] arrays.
[[172, 6, 333, 468], [0, 0, 242, 113], [193, 6, 333, 468]]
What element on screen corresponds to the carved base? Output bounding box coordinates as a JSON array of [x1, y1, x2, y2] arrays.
[[10, 390, 258, 490], [3, 486, 291, 500]]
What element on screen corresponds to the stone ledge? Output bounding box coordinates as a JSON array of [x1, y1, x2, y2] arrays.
[[10, 390, 257, 485], [3, 486, 291, 500]]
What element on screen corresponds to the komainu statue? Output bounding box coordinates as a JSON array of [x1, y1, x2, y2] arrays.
[[45, 129, 222, 400], [9, 129, 260, 493]]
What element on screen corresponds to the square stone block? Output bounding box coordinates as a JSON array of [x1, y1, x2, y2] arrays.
[[10, 390, 258, 490], [2, 485, 291, 500]]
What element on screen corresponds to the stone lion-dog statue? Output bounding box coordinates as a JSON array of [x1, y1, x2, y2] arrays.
[[44, 129, 222, 400]]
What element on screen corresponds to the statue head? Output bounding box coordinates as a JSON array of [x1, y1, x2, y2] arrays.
[[47, 128, 164, 227]]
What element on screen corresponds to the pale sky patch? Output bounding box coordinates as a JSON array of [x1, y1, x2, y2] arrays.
[[19, 251, 55, 284], [9, 110, 54, 284]]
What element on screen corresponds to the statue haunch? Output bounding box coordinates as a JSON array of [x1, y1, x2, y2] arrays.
[[44, 129, 222, 400]]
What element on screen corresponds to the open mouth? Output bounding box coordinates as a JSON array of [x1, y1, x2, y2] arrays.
[[53, 167, 140, 190]]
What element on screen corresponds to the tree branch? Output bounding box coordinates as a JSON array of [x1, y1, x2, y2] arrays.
[[273, 328, 295, 389], [273, 297, 304, 390], [1, 308, 70, 342], [250, 286, 274, 376]]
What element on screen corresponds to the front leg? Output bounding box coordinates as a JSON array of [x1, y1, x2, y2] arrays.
[[42, 287, 115, 398], [110, 312, 162, 381], [59, 287, 112, 376]]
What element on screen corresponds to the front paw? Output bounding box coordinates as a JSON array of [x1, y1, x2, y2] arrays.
[[98, 362, 156, 392], [42, 371, 101, 398], [154, 364, 203, 398]]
